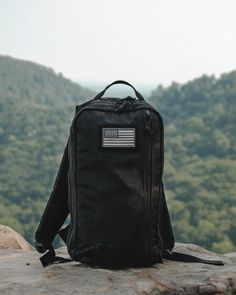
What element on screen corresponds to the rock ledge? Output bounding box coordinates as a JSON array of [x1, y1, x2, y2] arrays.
[[0, 226, 235, 295]]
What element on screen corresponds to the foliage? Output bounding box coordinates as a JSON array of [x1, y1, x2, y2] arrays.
[[149, 73, 236, 253], [0, 55, 94, 243], [0, 55, 235, 253]]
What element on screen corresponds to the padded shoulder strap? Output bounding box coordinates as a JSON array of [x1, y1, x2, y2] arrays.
[[35, 138, 70, 250]]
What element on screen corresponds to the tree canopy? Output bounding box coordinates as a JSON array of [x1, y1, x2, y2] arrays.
[[149, 73, 236, 253], [0, 56, 235, 253], [0, 55, 93, 244]]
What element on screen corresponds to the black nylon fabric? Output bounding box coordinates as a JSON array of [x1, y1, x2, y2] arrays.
[[35, 140, 69, 249], [35, 81, 223, 268], [66, 98, 175, 267]]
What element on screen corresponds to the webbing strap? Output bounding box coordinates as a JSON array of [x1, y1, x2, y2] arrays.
[[35, 139, 70, 251], [92, 80, 145, 101], [40, 248, 224, 268], [38, 226, 71, 267], [58, 225, 70, 244], [163, 249, 224, 266], [40, 247, 72, 267], [35, 225, 72, 267]]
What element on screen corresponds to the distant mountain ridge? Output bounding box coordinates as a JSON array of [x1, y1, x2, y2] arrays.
[[0, 55, 94, 244], [0, 55, 94, 107]]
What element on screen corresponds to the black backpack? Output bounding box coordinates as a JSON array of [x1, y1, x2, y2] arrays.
[[35, 80, 223, 268]]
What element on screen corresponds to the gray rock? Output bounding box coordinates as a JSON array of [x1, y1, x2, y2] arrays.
[[0, 243, 235, 295], [224, 252, 236, 264]]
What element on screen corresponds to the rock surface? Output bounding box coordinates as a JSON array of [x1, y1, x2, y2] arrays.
[[0, 242, 235, 295], [0, 225, 33, 251]]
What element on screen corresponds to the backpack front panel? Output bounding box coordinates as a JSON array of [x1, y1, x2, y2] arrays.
[[67, 104, 164, 267]]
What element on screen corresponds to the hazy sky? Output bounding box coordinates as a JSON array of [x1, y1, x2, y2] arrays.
[[1, 0, 236, 88]]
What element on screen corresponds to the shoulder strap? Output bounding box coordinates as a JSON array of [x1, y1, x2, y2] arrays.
[[39, 245, 72, 267], [163, 249, 224, 266], [35, 137, 70, 251], [36, 225, 71, 267]]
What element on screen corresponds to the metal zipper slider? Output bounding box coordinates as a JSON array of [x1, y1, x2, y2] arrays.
[[115, 96, 135, 112], [144, 110, 153, 135], [125, 96, 135, 104]]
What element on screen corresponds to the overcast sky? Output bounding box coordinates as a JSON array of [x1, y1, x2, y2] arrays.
[[1, 0, 236, 89]]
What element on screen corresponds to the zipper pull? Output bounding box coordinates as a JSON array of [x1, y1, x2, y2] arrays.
[[144, 110, 153, 135], [115, 99, 124, 112], [115, 96, 135, 105], [115, 97, 135, 112], [125, 96, 136, 104]]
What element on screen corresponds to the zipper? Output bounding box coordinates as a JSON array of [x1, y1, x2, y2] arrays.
[[67, 126, 77, 253], [144, 109, 164, 259], [86, 97, 137, 112], [157, 115, 164, 254], [144, 110, 153, 249], [67, 163, 72, 244]]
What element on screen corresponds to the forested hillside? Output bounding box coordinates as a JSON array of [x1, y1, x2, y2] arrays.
[[0, 55, 235, 253], [149, 73, 236, 253], [0, 56, 94, 243]]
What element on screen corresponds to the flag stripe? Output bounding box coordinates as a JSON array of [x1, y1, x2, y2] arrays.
[[102, 127, 135, 147]]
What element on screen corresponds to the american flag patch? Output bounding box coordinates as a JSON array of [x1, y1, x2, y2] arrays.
[[102, 128, 136, 148]]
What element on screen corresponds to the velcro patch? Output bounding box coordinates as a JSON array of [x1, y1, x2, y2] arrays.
[[102, 128, 136, 148]]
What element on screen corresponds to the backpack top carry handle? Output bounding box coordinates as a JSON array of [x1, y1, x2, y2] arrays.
[[92, 80, 145, 101]]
